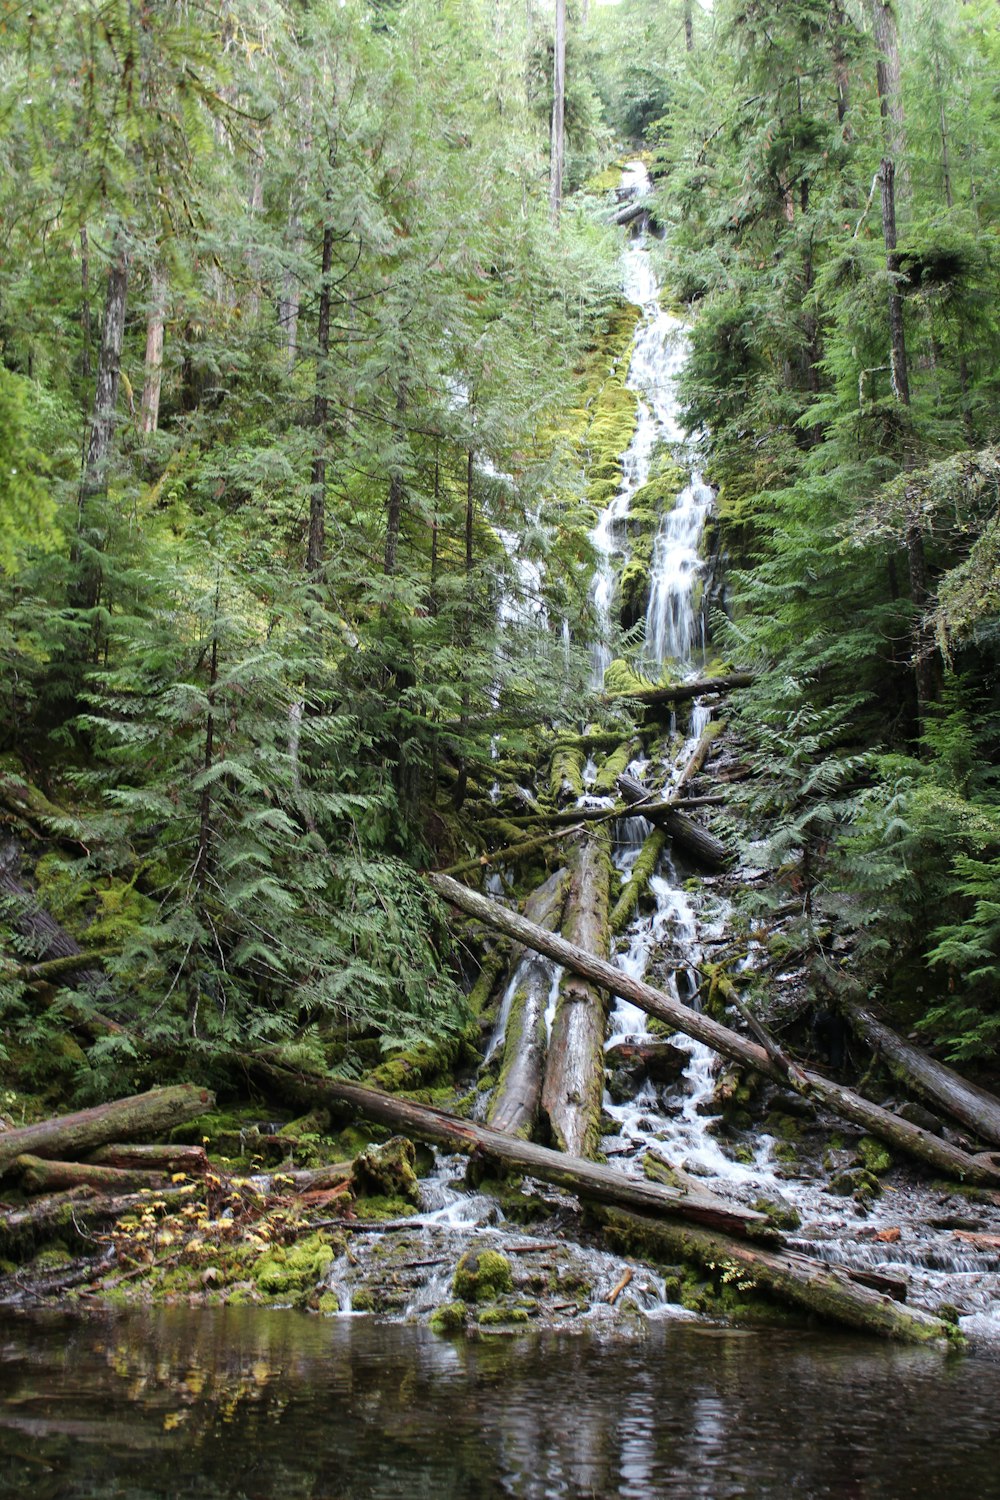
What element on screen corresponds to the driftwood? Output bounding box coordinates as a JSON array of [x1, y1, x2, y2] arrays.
[[0, 1084, 214, 1177], [542, 831, 611, 1158], [489, 868, 569, 1138], [842, 997, 1000, 1148], [426, 873, 1000, 1188], [256, 1064, 771, 1240], [597, 1206, 952, 1344]]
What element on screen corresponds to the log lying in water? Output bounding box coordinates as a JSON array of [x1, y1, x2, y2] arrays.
[[488, 868, 569, 1139], [426, 874, 1000, 1188], [842, 998, 1000, 1148], [542, 830, 612, 1158], [597, 1206, 953, 1344], [256, 1064, 771, 1240], [0, 1085, 215, 1177]]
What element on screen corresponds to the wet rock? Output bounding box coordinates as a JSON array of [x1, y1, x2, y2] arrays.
[[429, 1301, 468, 1335], [767, 1091, 818, 1122], [856, 1136, 893, 1175], [351, 1136, 421, 1207], [895, 1101, 944, 1136], [827, 1167, 881, 1203]]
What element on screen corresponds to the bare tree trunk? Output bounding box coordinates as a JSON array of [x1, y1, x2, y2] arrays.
[[684, 0, 694, 52], [140, 265, 167, 437], [549, 0, 566, 222], [80, 227, 92, 381], [868, 0, 909, 202]]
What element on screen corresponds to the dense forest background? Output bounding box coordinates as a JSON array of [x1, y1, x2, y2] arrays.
[[1, 0, 998, 1102]]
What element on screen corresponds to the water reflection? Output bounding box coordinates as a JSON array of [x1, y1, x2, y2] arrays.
[[2, 1309, 999, 1498]]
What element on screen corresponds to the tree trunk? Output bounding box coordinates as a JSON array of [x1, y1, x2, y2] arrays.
[[879, 158, 910, 407], [426, 873, 1000, 1187], [140, 265, 167, 437], [0, 1185, 195, 1260], [684, 0, 694, 52], [488, 867, 570, 1138], [549, 0, 566, 222], [842, 998, 1000, 1147], [0, 1085, 214, 1177], [307, 218, 334, 576], [542, 830, 611, 1157], [0, 844, 113, 1004], [82, 229, 131, 500], [80, 227, 92, 381], [255, 1064, 771, 1239], [597, 1206, 951, 1344], [868, 0, 909, 201]]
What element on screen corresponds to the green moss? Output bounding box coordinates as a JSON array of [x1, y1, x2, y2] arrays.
[[253, 1232, 335, 1302], [751, 1198, 802, 1232], [429, 1301, 468, 1335], [351, 1286, 376, 1312], [857, 1136, 893, 1175], [617, 559, 651, 629], [351, 1194, 418, 1221], [603, 658, 657, 696], [477, 1306, 529, 1326], [549, 743, 585, 803], [452, 1248, 514, 1303], [352, 1136, 421, 1206], [772, 1141, 798, 1164], [591, 737, 640, 796], [29, 1246, 73, 1272]]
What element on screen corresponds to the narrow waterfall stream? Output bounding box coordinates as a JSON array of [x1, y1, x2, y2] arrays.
[[322, 162, 1000, 1345]]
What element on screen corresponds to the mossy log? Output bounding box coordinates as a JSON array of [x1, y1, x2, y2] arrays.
[[0, 1085, 215, 1177], [549, 743, 586, 806], [603, 671, 754, 707], [15, 1154, 172, 1195], [0, 1184, 195, 1259], [88, 1143, 210, 1173], [842, 997, 1000, 1148], [542, 831, 612, 1158], [596, 1206, 953, 1344], [610, 827, 667, 933], [489, 868, 570, 1138], [255, 1063, 770, 1240], [426, 874, 1000, 1188]]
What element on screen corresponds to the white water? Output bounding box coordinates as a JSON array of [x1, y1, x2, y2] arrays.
[[592, 167, 1000, 1336]]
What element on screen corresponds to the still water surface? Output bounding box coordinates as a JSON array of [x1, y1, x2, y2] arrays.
[[2, 1307, 1000, 1498]]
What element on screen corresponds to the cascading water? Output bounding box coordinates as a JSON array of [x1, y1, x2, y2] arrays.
[[592, 164, 1000, 1339]]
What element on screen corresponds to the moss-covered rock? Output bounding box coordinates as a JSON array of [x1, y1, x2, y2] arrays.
[[429, 1300, 468, 1335], [477, 1305, 529, 1326], [603, 658, 657, 696], [253, 1233, 335, 1302], [618, 558, 651, 630], [856, 1136, 893, 1176], [451, 1248, 514, 1304]]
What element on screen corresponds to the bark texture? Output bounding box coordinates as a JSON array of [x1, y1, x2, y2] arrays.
[[0, 1085, 214, 1177]]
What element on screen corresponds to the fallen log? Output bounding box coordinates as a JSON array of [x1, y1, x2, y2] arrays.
[[842, 997, 1000, 1148], [596, 1206, 953, 1344], [255, 1063, 772, 1240], [0, 1084, 215, 1177], [0, 843, 112, 1000], [426, 873, 1000, 1187], [15, 1154, 171, 1196], [88, 1143, 209, 1174], [542, 830, 612, 1158], [0, 1184, 197, 1260], [605, 1040, 690, 1084], [604, 672, 754, 707], [488, 868, 569, 1139], [618, 770, 728, 870]]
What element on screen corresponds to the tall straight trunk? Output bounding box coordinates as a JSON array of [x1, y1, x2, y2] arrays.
[[451, 447, 475, 811], [80, 227, 92, 381], [879, 159, 909, 408], [307, 219, 334, 576], [140, 266, 167, 437], [868, 0, 909, 204], [549, 0, 566, 222], [830, 1, 851, 127], [684, 0, 694, 51], [383, 377, 408, 579], [246, 140, 265, 322], [82, 230, 130, 500], [280, 211, 303, 366]]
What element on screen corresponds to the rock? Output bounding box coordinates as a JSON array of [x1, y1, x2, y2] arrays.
[[767, 1090, 818, 1122], [827, 1167, 881, 1202], [895, 1101, 944, 1136], [451, 1248, 514, 1303]]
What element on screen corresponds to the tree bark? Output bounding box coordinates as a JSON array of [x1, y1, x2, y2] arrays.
[[426, 873, 1000, 1187], [597, 1206, 952, 1343], [0, 845, 113, 1004], [88, 1143, 209, 1173], [140, 265, 167, 437], [307, 217, 334, 575], [488, 868, 569, 1138], [82, 229, 130, 499], [868, 0, 909, 201], [255, 1064, 771, 1239], [0, 1085, 214, 1177], [549, 0, 566, 221], [605, 672, 754, 707], [542, 830, 611, 1157], [842, 998, 1000, 1147]]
